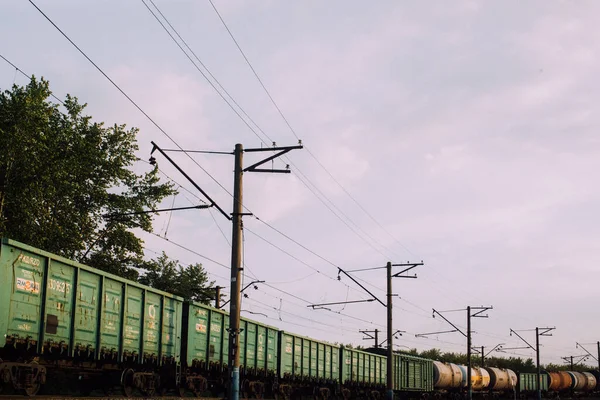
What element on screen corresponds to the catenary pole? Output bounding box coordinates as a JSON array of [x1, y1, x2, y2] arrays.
[[228, 143, 244, 400], [386, 261, 393, 400], [215, 286, 221, 308], [536, 327, 541, 400], [467, 306, 472, 400], [481, 346, 485, 367]]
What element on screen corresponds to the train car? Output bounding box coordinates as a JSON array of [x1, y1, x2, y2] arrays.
[[278, 331, 340, 399], [589, 370, 600, 392], [0, 238, 184, 396], [340, 347, 386, 399], [517, 372, 547, 397], [181, 301, 280, 397], [392, 352, 434, 394], [363, 348, 434, 394], [579, 372, 597, 392], [545, 370, 597, 395], [486, 367, 517, 392], [433, 361, 463, 389], [546, 371, 572, 393]]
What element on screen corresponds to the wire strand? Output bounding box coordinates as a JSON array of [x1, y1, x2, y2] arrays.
[[27, 0, 235, 204], [208, 0, 417, 259]]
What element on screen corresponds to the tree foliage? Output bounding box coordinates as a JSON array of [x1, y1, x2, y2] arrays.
[[0, 77, 175, 279], [139, 252, 218, 304], [543, 362, 595, 372]]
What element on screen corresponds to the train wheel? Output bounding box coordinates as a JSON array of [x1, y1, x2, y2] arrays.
[[121, 368, 135, 397], [22, 382, 40, 397], [158, 385, 168, 396], [141, 374, 159, 397]]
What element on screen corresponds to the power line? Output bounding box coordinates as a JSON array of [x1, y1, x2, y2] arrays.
[[247, 298, 361, 335], [140, 0, 272, 146], [141, 0, 400, 261], [0, 53, 65, 105], [27, 0, 235, 203], [244, 225, 367, 298], [136, 2, 444, 324], [136, 157, 208, 205], [143, 245, 230, 285], [148, 231, 229, 270], [208, 0, 416, 260], [21, 4, 433, 345], [27, 0, 417, 325]]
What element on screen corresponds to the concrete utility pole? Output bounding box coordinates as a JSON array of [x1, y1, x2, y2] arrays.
[[228, 143, 244, 400], [335, 261, 422, 400], [386, 262, 421, 400], [481, 346, 484, 367], [360, 329, 380, 348], [227, 143, 302, 400], [480, 344, 504, 368], [509, 327, 555, 400], [148, 140, 303, 400], [467, 307, 472, 399], [424, 306, 492, 400], [386, 262, 393, 400]]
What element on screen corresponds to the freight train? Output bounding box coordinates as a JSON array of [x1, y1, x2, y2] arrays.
[[0, 238, 597, 398]]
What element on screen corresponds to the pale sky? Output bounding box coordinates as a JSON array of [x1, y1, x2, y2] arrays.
[[2, 0, 599, 366]]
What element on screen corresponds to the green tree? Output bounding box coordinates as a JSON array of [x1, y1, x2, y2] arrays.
[[140, 252, 218, 303], [0, 77, 175, 279]]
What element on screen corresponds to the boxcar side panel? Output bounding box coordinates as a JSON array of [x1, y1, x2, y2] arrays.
[[298, 340, 306, 376], [256, 325, 266, 371], [186, 304, 207, 365], [352, 351, 359, 382], [280, 333, 294, 377], [267, 328, 278, 372], [123, 286, 143, 358], [143, 291, 161, 358], [42, 259, 76, 351], [0, 247, 45, 345], [239, 320, 247, 366], [72, 269, 101, 353], [207, 309, 222, 364], [161, 296, 179, 360], [223, 317, 230, 366], [332, 347, 339, 382], [318, 343, 325, 378], [100, 277, 123, 355]]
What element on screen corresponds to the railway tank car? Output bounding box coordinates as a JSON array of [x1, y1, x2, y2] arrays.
[[487, 367, 517, 391], [433, 362, 518, 396], [545, 370, 597, 395]]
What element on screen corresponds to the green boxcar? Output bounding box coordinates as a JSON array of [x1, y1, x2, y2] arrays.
[[393, 352, 434, 392], [0, 238, 183, 364], [341, 347, 387, 386], [279, 331, 339, 382], [183, 302, 279, 375], [519, 373, 548, 392]]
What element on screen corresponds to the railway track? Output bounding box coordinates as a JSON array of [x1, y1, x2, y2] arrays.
[[0, 397, 224, 400]]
